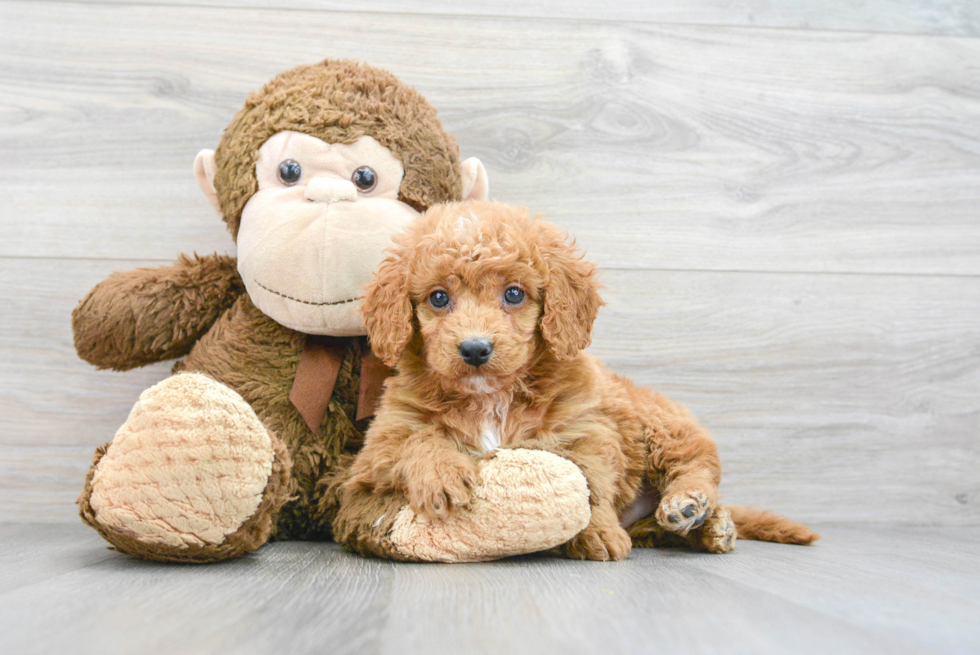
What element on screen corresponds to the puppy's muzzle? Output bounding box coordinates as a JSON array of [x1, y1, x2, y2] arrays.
[[459, 338, 493, 368]]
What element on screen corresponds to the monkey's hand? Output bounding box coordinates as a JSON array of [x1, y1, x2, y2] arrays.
[[336, 449, 593, 562], [72, 253, 244, 370]]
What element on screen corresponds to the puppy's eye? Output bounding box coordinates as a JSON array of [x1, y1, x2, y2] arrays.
[[503, 287, 525, 305], [352, 166, 377, 192], [277, 159, 302, 186], [429, 290, 450, 309]]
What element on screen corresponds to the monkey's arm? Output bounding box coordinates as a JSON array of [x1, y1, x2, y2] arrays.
[[72, 253, 244, 371]]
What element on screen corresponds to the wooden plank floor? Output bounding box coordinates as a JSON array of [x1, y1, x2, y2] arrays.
[[0, 2, 978, 651], [0, 523, 977, 655]]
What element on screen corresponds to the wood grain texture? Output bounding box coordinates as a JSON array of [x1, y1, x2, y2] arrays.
[[58, 0, 980, 37], [2, 259, 977, 525], [0, 2, 977, 528], [593, 269, 980, 527], [0, 523, 117, 594], [0, 523, 977, 655], [2, 2, 980, 274]]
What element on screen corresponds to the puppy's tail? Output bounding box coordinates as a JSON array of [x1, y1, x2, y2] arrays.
[[724, 505, 820, 545]]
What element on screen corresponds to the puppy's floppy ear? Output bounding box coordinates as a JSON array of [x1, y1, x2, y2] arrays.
[[536, 221, 604, 360], [361, 249, 413, 367]]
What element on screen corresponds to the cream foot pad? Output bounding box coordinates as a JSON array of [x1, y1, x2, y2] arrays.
[[389, 449, 591, 562], [88, 373, 275, 549]]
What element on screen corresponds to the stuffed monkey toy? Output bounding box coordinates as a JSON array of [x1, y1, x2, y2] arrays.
[[73, 60, 592, 563]]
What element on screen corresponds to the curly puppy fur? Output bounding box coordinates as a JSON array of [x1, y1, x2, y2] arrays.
[[345, 201, 818, 561]]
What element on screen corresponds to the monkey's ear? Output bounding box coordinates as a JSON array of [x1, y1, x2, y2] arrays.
[[460, 157, 489, 201], [361, 251, 414, 368], [194, 149, 222, 215]]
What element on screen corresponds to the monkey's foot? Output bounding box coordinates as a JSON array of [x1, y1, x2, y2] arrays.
[[79, 373, 291, 563], [693, 506, 737, 553], [387, 449, 591, 562]]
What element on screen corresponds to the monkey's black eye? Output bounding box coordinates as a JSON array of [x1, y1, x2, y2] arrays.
[[352, 166, 377, 192], [429, 290, 450, 309], [277, 159, 302, 186], [503, 287, 525, 305]]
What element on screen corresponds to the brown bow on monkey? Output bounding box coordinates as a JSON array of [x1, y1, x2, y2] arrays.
[[289, 335, 393, 432], [72, 60, 595, 565]]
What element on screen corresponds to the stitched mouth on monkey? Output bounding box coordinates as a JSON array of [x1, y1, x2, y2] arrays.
[[238, 199, 418, 335], [235, 132, 420, 336], [253, 280, 361, 308]]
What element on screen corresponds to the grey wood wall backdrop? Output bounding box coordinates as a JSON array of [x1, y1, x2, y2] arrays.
[[1, 0, 977, 527]]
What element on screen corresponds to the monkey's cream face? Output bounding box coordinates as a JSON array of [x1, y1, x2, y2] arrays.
[[237, 131, 419, 335]]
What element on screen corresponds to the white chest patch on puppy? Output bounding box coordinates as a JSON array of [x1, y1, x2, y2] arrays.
[[469, 390, 510, 454], [479, 423, 501, 453]]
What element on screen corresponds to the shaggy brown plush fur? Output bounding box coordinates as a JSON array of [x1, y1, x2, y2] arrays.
[[214, 59, 463, 235], [73, 254, 245, 371], [73, 60, 470, 559], [342, 201, 818, 560]]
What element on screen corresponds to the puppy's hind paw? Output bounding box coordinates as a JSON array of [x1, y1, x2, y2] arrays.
[[699, 506, 737, 554], [657, 490, 712, 535]]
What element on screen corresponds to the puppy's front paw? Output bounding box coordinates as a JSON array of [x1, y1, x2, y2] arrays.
[[405, 458, 479, 520], [657, 489, 713, 535], [564, 522, 632, 561], [699, 506, 737, 553]]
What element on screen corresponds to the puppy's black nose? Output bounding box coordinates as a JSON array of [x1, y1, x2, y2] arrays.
[[459, 338, 493, 368]]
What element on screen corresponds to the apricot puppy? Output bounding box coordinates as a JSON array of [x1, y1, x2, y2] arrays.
[[346, 201, 814, 560]]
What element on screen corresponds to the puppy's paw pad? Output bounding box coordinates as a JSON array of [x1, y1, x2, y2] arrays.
[[701, 506, 737, 554], [657, 490, 712, 534]]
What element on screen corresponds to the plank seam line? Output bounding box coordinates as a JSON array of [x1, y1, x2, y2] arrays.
[[669, 558, 926, 648], [0, 255, 209, 264], [2, 255, 979, 280], [15, 0, 980, 40], [600, 266, 980, 279]]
